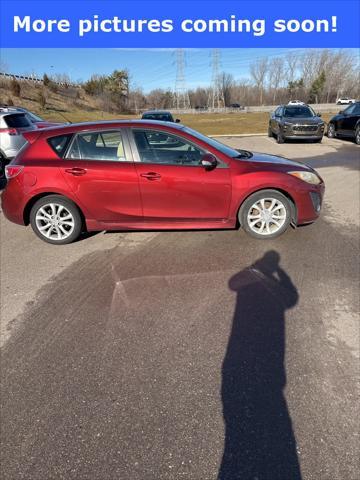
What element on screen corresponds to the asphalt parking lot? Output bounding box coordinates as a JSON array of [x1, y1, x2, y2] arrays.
[[0, 136, 359, 480]]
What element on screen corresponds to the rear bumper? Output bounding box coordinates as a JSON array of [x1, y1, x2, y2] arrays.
[[1, 178, 28, 225]]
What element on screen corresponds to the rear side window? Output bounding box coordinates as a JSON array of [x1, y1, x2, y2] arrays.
[[48, 134, 73, 157], [66, 130, 128, 161], [4, 113, 31, 128]]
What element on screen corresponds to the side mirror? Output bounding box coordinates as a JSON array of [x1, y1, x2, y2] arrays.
[[317, 112, 322, 117], [200, 153, 217, 170], [175, 118, 181, 123], [340, 110, 347, 115]]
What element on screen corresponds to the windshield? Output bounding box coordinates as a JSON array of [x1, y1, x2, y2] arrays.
[[183, 126, 252, 158], [283, 106, 316, 118]]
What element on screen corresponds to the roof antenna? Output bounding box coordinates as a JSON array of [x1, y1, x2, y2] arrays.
[[49, 109, 72, 124]]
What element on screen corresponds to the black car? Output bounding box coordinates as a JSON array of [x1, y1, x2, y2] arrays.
[[268, 105, 325, 144], [327, 101, 360, 145], [141, 110, 180, 123]]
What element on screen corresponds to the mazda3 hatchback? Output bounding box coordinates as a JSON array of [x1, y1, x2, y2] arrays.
[[2, 120, 325, 244]]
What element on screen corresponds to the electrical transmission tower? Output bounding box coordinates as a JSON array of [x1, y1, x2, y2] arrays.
[[208, 49, 224, 109], [173, 49, 190, 109]]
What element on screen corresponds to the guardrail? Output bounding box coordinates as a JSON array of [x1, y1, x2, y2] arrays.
[[0, 71, 79, 88], [169, 104, 347, 114]]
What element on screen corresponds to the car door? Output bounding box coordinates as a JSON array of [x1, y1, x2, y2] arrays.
[[60, 129, 142, 223], [130, 128, 231, 222], [337, 104, 356, 135], [341, 103, 360, 135]]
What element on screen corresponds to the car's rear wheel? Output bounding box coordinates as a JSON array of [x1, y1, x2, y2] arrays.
[[327, 123, 336, 138], [239, 190, 292, 239], [355, 125, 360, 145], [30, 195, 83, 245]]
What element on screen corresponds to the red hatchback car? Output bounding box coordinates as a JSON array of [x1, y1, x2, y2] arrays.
[[2, 120, 324, 244]]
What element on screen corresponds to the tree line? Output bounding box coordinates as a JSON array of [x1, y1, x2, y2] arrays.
[[128, 49, 360, 109], [136, 50, 359, 110], [2, 50, 359, 112]]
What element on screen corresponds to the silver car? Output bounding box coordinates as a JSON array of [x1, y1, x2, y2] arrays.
[[0, 108, 34, 175]]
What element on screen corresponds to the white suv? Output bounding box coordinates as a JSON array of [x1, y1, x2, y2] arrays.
[[336, 97, 356, 105], [0, 110, 34, 176], [288, 100, 305, 105]]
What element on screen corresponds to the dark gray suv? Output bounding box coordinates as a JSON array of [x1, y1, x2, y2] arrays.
[[141, 110, 180, 123], [268, 105, 325, 143]]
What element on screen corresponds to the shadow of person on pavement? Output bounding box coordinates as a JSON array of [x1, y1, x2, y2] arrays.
[[218, 250, 302, 480]]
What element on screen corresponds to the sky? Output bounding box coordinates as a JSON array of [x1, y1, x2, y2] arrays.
[[1, 48, 358, 93]]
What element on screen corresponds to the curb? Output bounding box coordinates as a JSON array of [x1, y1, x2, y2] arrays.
[[210, 133, 267, 138]]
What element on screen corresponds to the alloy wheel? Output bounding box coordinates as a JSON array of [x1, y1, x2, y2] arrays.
[[35, 203, 75, 241], [328, 124, 336, 138], [247, 198, 287, 236], [355, 127, 360, 145]]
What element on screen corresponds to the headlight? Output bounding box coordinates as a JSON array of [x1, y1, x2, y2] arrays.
[[283, 122, 293, 127], [288, 171, 321, 185]]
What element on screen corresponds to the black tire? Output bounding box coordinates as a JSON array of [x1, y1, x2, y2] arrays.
[[0, 153, 6, 179], [239, 189, 292, 240], [355, 125, 360, 145], [327, 123, 336, 138], [30, 195, 83, 245], [277, 131, 285, 144], [313, 138, 323, 143], [268, 125, 273, 138]]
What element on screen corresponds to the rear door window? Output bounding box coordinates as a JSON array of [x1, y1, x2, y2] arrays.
[[66, 130, 129, 161], [4, 113, 31, 128]]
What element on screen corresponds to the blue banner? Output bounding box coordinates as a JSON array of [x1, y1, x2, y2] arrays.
[[0, 0, 359, 48]]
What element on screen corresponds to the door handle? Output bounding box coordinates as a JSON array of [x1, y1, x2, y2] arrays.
[[140, 172, 161, 181], [64, 167, 87, 176]]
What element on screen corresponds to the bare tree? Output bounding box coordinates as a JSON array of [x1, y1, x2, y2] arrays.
[[218, 72, 235, 107], [284, 52, 299, 85], [249, 58, 268, 105], [268, 58, 284, 104], [188, 87, 209, 107]]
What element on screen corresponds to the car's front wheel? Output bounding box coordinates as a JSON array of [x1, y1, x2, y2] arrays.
[[30, 195, 83, 244], [327, 123, 336, 138], [268, 125, 273, 138], [355, 125, 360, 145], [239, 190, 292, 239], [276, 130, 285, 144]]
